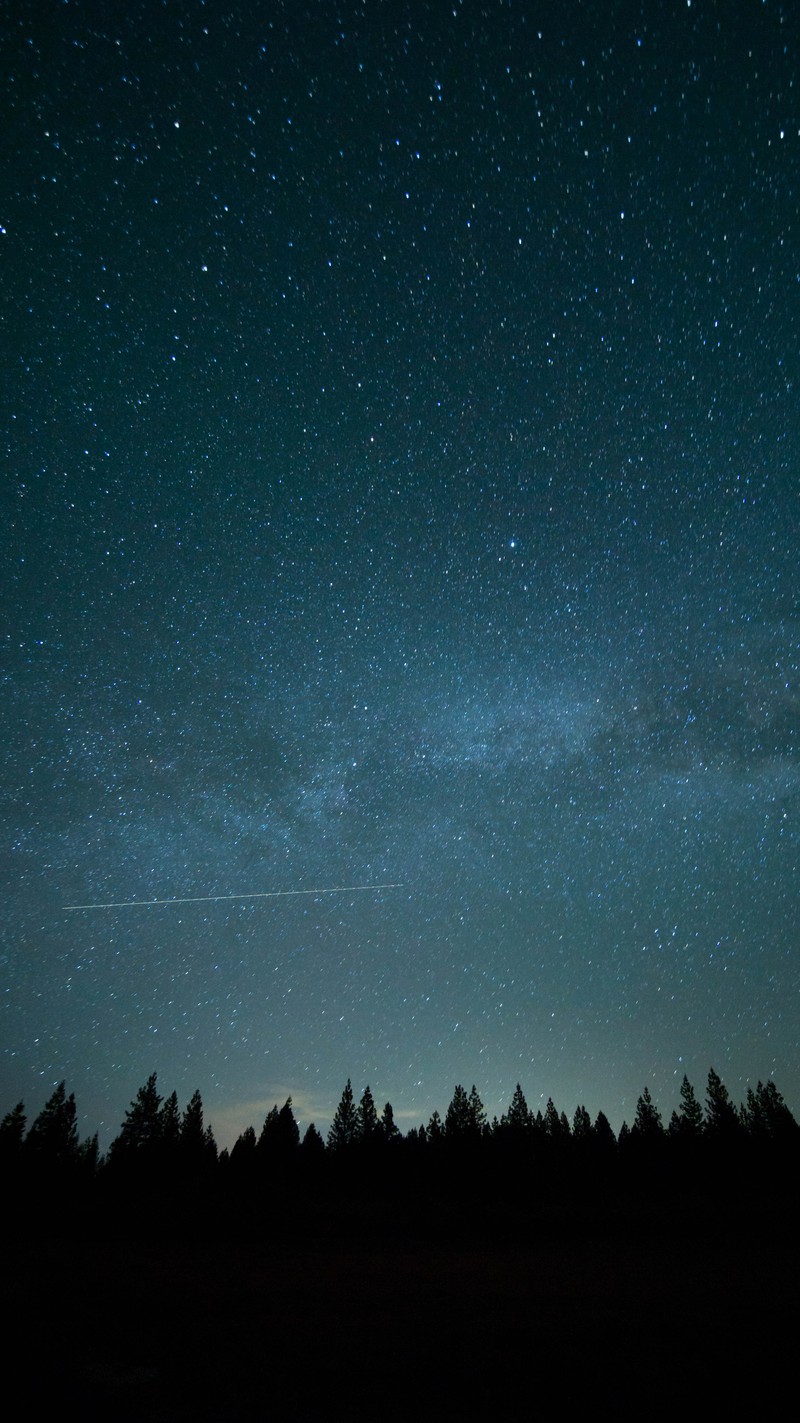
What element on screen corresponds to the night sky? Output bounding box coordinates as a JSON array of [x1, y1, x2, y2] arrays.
[[4, 0, 798, 1149]]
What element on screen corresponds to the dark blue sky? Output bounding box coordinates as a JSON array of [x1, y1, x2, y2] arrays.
[[3, 0, 798, 1148]]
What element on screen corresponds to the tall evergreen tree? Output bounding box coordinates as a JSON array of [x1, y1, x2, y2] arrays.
[[468, 1085, 487, 1138], [26, 1082, 79, 1164], [572, 1104, 592, 1140], [742, 1080, 799, 1142], [259, 1098, 300, 1157], [357, 1085, 380, 1144], [505, 1083, 532, 1135], [426, 1110, 444, 1145], [444, 1085, 471, 1139], [705, 1068, 741, 1139], [380, 1101, 400, 1144], [543, 1097, 567, 1139], [633, 1086, 663, 1139], [110, 1073, 163, 1163], [672, 1075, 704, 1137], [160, 1090, 182, 1148], [328, 1079, 358, 1151], [181, 1089, 209, 1166], [592, 1111, 616, 1149], [230, 1124, 257, 1174], [301, 1122, 326, 1157], [0, 1102, 26, 1161]]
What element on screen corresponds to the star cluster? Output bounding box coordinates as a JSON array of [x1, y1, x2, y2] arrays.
[[3, 0, 798, 1145]]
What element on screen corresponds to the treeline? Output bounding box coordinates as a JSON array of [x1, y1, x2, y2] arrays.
[[2, 1068, 798, 1198]]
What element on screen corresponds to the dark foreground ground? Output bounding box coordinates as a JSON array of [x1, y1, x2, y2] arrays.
[[5, 1185, 797, 1420]]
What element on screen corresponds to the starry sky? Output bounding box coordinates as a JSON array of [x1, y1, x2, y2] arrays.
[[3, 0, 798, 1148]]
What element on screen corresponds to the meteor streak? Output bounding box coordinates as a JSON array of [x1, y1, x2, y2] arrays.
[[64, 883, 404, 911]]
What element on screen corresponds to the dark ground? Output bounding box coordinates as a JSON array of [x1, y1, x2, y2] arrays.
[[5, 1187, 797, 1419]]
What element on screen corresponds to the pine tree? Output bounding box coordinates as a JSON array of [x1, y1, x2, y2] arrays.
[[110, 1073, 163, 1163], [258, 1105, 280, 1151], [633, 1086, 663, 1138], [230, 1124, 257, 1172], [301, 1122, 326, 1157], [0, 1102, 26, 1161], [572, 1104, 592, 1140], [742, 1080, 799, 1142], [160, 1090, 182, 1148], [444, 1085, 471, 1139], [357, 1085, 380, 1144], [426, 1110, 444, 1145], [259, 1098, 300, 1159], [592, 1111, 616, 1149], [328, 1079, 358, 1151], [505, 1083, 532, 1135], [468, 1085, 487, 1138], [543, 1098, 566, 1138], [380, 1101, 400, 1144], [26, 1082, 79, 1165], [705, 1068, 741, 1139], [181, 1089, 208, 1164], [674, 1075, 704, 1137]]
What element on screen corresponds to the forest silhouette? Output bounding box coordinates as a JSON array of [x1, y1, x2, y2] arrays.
[[4, 1069, 798, 1420]]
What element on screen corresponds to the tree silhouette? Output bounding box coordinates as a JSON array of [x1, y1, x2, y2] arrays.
[[301, 1122, 325, 1157], [444, 1085, 471, 1139], [26, 1081, 79, 1165], [380, 1101, 400, 1144], [669, 1075, 704, 1138], [633, 1087, 663, 1139], [504, 1083, 532, 1136], [328, 1079, 358, 1151], [110, 1073, 163, 1164], [160, 1090, 182, 1150], [572, 1104, 592, 1141], [426, 1110, 444, 1145], [0, 1101, 26, 1163], [357, 1085, 380, 1144], [705, 1068, 741, 1140], [592, 1111, 616, 1149], [259, 1099, 300, 1160], [742, 1080, 799, 1143], [181, 1089, 213, 1168], [230, 1124, 257, 1175], [543, 1098, 568, 1139]]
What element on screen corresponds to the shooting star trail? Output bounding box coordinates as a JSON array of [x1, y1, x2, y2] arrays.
[[64, 883, 405, 911]]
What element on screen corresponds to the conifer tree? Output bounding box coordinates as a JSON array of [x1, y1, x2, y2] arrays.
[[468, 1085, 487, 1138], [160, 1090, 182, 1148], [445, 1085, 471, 1139], [110, 1073, 163, 1162], [230, 1124, 257, 1172], [181, 1089, 208, 1162], [259, 1099, 300, 1157], [572, 1104, 592, 1140], [380, 1101, 400, 1143], [426, 1110, 444, 1144], [26, 1081, 79, 1164], [742, 1080, 799, 1141], [258, 1105, 280, 1150], [592, 1111, 616, 1148], [705, 1068, 741, 1139], [633, 1086, 663, 1138], [543, 1097, 566, 1138], [505, 1083, 532, 1135], [0, 1102, 26, 1160], [328, 1079, 358, 1150], [674, 1075, 704, 1137], [357, 1085, 380, 1144], [301, 1122, 325, 1157]]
